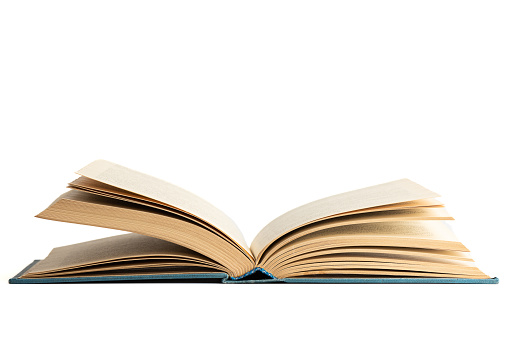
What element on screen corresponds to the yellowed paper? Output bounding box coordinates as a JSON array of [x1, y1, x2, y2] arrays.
[[23, 233, 226, 277], [251, 179, 440, 258], [77, 160, 250, 254]]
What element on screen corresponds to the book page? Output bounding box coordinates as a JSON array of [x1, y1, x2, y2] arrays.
[[36, 190, 255, 277], [292, 220, 460, 242], [251, 179, 440, 258], [24, 233, 221, 276], [77, 160, 250, 254]]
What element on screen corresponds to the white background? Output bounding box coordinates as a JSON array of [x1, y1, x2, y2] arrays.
[[1, 1, 507, 338]]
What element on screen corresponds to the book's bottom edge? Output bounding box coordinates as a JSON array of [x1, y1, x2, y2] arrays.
[[9, 260, 228, 284], [9, 260, 499, 284], [280, 277, 499, 284]]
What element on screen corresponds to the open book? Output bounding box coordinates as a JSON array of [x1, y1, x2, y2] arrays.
[[10, 160, 497, 284]]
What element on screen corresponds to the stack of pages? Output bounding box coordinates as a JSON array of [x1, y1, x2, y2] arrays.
[[10, 160, 497, 284]]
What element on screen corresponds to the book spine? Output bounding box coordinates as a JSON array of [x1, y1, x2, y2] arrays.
[[229, 267, 277, 280]]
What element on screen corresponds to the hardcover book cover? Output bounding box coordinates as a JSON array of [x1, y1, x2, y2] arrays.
[[10, 161, 498, 285], [10, 261, 499, 284]]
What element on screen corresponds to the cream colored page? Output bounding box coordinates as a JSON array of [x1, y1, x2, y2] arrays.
[[77, 160, 250, 254], [251, 179, 440, 257], [299, 221, 459, 241], [26, 233, 213, 275]]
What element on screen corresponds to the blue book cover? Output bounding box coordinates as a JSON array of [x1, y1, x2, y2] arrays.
[[10, 260, 499, 284]]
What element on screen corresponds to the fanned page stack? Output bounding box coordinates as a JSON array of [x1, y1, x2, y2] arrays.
[[10, 160, 497, 284]]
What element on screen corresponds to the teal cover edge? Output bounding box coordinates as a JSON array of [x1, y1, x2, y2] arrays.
[[9, 260, 499, 284], [9, 260, 228, 284], [281, 277, 499, 284]]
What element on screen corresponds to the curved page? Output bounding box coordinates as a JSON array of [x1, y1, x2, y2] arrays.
[[251, 179, 439, 258], [77, 160, 250, 255]]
